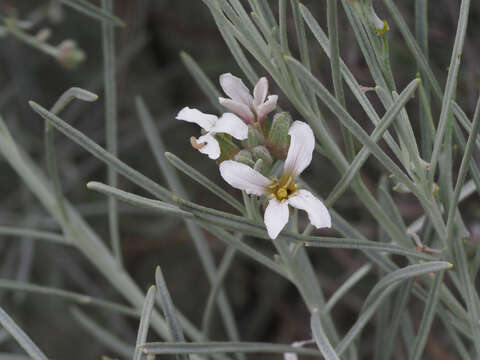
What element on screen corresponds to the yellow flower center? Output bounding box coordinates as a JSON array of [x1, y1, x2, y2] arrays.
[[276, 187, 288, 200], [268, 174, 298, 201]]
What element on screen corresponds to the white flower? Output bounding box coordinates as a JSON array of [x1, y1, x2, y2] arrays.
[[220, 121, 331, 239], [219, 73, 278, 124], [176, 107, 248, 160]]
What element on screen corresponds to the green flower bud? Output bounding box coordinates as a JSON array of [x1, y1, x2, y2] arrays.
[[267, 112, 292, 160], [242, 125, 265, 149], [56, 40, 86, 68], [215, 133, 240, 162], [253, 159, 265, 173], [392, 182, 410, 194], [251, 145, 273, 168], [233, 149, 255, 166], [350, 0, 389, 36]]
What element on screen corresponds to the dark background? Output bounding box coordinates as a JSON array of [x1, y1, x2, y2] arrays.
[[0, 1, 479, 359]]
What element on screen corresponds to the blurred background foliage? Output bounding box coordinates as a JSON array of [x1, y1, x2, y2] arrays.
[[0, 1, 479, 359]]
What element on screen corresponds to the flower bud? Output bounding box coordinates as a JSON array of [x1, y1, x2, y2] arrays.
[[351, 0, 389, 35], [233, 149, 254, 166], [267, 112, 292, 160], [35, 28, 52, 42], [56, 40, 86, 68], [253, 159, 265, 173], [242, 125, 265, 149], [215, 133, 240, 162], [392, 182, 410, 194], [252, 145, 272, 168]]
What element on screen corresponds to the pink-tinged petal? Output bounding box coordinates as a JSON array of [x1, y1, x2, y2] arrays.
[[193, 133, 221, 160], [210, 113, 248, 140], [256, 95, 278, 121], [219, 73, 253, 106], [288, 189, 331, 229], [219, 97, 255, 123], [219, 160, 271, 196], [264, 198, 289, 239], [283, 121, 315, 177], [253, 77, 268, 107], [176, 107, 217, 131]]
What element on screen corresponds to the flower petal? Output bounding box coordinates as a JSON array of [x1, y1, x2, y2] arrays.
[[210, 113, 249, 140], [256, 95, 278, 121], [288, 189, 331, 229], [219, 160, 271, 196], [283, 121, 315, 177], [193, 133, 221, 160], [253, 77, 268, 107], [219, 97, 255, 123], [176, 107, 217, 131], [264, 198, 289, 239], [219, 73, 253, 106]]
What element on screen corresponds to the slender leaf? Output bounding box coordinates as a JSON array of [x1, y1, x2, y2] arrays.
[[102, 0, 122, 266], [59, 0, 125, 26], [408, 271, 445, 360], [71, 307, 134, 358], [165, 152, 245, 214], [0, 226, 69, 245], [311, 310, 340, 360], [0, 306, 48, 360], [0, 279, 138, 318], [155, 267, 186, 343], [202, 246, 237, 339], [140, 342, 323, 357], [324, 264, 372, 313], [327, 78, 420, 205], [133, 285, 156, 360]]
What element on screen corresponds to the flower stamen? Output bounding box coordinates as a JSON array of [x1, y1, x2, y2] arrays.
[[269, 177, 298, 201], [276, 187, 288, 200], [190, 136, 206, 150]]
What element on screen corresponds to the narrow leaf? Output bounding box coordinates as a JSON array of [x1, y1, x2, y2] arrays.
[[59, 0, 125, 26], [133, 285, 157, 360], [0, 306, 48, 360]]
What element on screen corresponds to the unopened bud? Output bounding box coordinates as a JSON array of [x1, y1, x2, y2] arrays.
[[35, 28, 51, 41], [233, 149, 255, 166], [252, 145, 273, 167], [216, 133, 240, 162], [56, 40, 85, 68], [242, 125, 265, 149], [351, 0, 389, 35], [374, 19, 389, 35], [392, 182, 410, 194], [254, 159, 265, 173], [267, 112, 292, 160]]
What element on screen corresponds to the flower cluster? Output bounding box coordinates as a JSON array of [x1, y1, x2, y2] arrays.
[[176, 73, 331, 239]]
